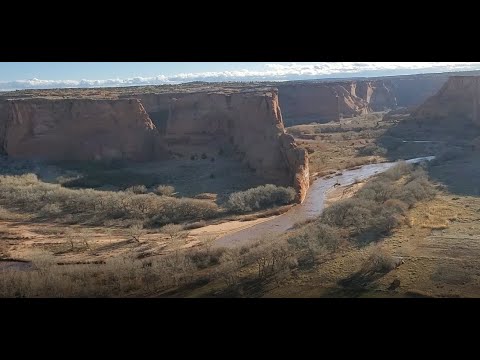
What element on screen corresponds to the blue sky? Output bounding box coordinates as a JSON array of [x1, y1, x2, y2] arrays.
[[1, 62, 480, 91], [0, 63, 266, 81]]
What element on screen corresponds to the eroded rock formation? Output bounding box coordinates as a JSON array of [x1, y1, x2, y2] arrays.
[[388, 73, 452, 108], [277, 80, 397, 125], [0, 98, 160, 161], [413, 76, 480, 125], [0, 87, 310, 202], [279, 133, 309, 202], [129, 89, 309, 201]]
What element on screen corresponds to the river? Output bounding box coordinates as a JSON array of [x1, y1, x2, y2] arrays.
[[214, 156, 435, 248]]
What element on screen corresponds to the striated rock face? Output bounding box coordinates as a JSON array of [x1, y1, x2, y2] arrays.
[[389, 74, 451, 107], [277, 82, 366, 124], [0, 98, 160, 161], [279, 133, 309, 202], [413, 76, 480, 125], [131, 89, 309, 202], [0, 88, 310, 202], [364, 80, 397, 111], [277, 80, 397, 125]]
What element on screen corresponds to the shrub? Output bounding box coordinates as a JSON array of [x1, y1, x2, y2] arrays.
[[314, 223, 342, 251], [396, 177, 437, 207], [0, 174, 220, 227], [382, 161, 412, 181], [358, 144, 387, 156], [357, 181, 395, 203], [287, 223, 341, 264], [321, 198, 378, 231], [160, 223, 185, 240], [128, 224, 145, 242], [215, 248, 244, 287], [154, 185, 175, 197], [244, 239, 297, 279], [187, 247, 225, 269], [362, 247, 398, 273], [125, 185, 147, 194], [39, 203, 62, 216], [183, 220, 207, 230], [371, 206, 405, 235], [383, 199, 408, 215], [225, 184, 296, 213]]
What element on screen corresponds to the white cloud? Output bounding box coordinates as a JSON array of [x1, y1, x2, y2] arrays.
[[1, 62, 480, 91]]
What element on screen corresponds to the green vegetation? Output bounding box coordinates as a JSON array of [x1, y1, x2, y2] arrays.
[[321, 162, 436, 243], [0, 174, 219, 227], [225, 184, 296, 213], [154, 185, 176, 197], [0, 163, 439, 298]]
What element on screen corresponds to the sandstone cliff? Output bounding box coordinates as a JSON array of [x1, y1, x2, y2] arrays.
[[279, 133, 309, 202], [413, 76, 480, 125], [0, 98, 161, 161], [130, 89, 309, 202], [388, 74, 451, 107], [277, 80, 397, 125], [0, 88, 310, 202]]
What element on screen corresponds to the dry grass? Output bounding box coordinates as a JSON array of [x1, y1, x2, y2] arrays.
[[0, 206, 28, 221], [362, 246, 399, 274], [225, 184, 296, 213], [0, 173, 220, 228], [407, 201, 455, 231], [0, 250, 200, 297], [286, 113, 390, 177]]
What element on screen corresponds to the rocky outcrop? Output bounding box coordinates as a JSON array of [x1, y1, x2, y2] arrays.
[[388, 74, 451, 107], [413, 76, 480, 125], [363, 81, 397, 111], [277, 82, 365, 124], [279, 133, 309, 202], [0, 88, 310, 202], [0, 98, 161, 161], [277, 80, 397, 125], [130, 89, 309, 202]]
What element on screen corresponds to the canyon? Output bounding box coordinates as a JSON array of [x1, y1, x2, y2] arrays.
[[0, 86, 309, 202], [276, 80, 397, 125], [0, 71, 477, 204], [413, 75, 480, 125], [275, 73, 458, 125], [4, 69, 480, 298]]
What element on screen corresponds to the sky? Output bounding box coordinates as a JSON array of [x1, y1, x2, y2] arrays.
[[1, 62, 480, 91]]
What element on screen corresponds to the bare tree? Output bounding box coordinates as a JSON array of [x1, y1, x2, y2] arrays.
[[161, 223, 184, 240], [128, 224, 145, 243]]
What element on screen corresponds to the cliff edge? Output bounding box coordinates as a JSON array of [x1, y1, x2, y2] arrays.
[[413, 76, 480, 125], [0, 87, 310, 203]]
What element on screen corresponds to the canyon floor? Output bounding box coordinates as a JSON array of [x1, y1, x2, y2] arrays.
[[2, 110, 480, 297], [0, 113, 393, 267], [265, 191, 480, 298]]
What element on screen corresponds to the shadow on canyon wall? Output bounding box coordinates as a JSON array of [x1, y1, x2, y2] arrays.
[[378, 113, 480, 197]]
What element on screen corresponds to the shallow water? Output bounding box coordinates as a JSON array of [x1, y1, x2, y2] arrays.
[[214, 156, 435, 248]]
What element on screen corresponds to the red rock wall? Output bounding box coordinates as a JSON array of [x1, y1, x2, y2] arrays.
[[413, 76, 480, 125], [277, 80, 397, 125], [0, 98, 161, 161], [0, 90, 310, 202], [134, 90, 310, 202]]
